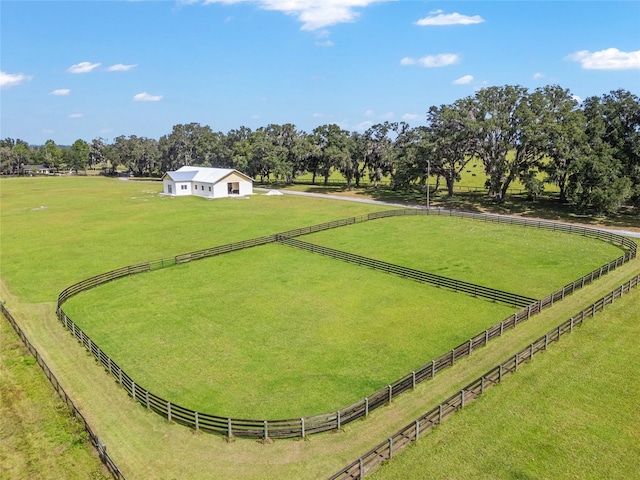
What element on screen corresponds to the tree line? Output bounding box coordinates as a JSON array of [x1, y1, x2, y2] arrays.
[[1, 85, 638, 215]]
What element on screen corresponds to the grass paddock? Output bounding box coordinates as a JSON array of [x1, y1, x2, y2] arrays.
[[1, 176, 638, 479]]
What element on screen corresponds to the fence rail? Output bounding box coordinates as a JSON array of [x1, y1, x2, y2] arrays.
[[0, 303, 126, 480], [329, 272, 640, 479], [276, 236, 536, 308], [54, 208, 637, 440]]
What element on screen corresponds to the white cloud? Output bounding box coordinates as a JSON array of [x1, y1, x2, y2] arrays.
[[402, 113, 421, 121], [401, 54, 460, 67], [363, 110, 394, 120], [0, 71, 32, 88], [67, 62, 101, 73], [416, 11, 484, 26], [107, 64, 138, 72], [453, 74, 473, 85], [355, 120, 374, 131], [567, 48, 640, 70], [315, 40, 334, 47], [133, 92, 163, 102], [50, 89, 71, 96], [68, 113, 84, 119], [202, 0, 389, 31], [572, 94, 583, 103], [533, 72, 544, 79]]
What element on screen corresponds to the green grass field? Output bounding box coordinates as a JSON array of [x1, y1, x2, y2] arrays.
[[63, 243, 515, 419], [0, 177, 384, 302], [1, 176, 638, 479], [0, 318, 110, 480], [61, 209, 623, 419], [303, 215, 625, 298], [369, 286, 640, 480]]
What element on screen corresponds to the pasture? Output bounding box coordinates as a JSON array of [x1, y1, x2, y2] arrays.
[[368, 288, 640, 480], [302, 215, 625, 298], [62, 243, 516, 419], [1, 175, 638, 479]]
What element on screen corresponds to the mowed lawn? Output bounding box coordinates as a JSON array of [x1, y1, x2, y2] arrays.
[[0, 176, 384, 303], [62, 243, 515, 419], [303, 215, 625, 298], [369, 284, 640, 480], [0, 318, 110, 480]]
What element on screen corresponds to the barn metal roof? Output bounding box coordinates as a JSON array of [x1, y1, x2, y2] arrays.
[[164, 166, 252, 183]]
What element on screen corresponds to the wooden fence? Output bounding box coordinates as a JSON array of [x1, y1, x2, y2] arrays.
[[53, 208, 637, 440], [0, 303, 126, 480], [275, 235, 536, 308], [328, 272, 640, 479]]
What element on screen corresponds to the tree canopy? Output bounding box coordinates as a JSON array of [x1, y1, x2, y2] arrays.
[[3, 85, 638, 216]]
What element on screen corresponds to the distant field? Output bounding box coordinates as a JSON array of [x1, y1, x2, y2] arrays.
[[303, 215, 624, 298], [0, 176, 384, 302], [293, 159, 559, 193], [63, 243, 515, 419]]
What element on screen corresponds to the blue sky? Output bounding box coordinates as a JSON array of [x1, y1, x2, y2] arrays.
[[2, 1, 639, 145]]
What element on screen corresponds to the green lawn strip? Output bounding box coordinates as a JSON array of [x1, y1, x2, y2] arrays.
[[0, 313, 110, 480], [302, 215, 625, 298], [368, 274, 640, 480], [0, 176, 385, 303], [62, 243, 515, 419], [4, 257, 637, 480]]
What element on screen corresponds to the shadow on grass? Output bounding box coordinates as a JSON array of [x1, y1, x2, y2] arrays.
[[263, 182, 640, 230]]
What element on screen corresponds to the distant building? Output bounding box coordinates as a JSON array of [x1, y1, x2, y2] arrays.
[[162, 166, 253, 198], [23, 164, 53, 175]]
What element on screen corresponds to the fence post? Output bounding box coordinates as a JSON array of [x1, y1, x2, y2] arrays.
[[412, 371, 416, 389], [500, 321, 505, 336], [389, 437, 393, 459], [481, 376, 485, 394], [530, 343, 534, 361], [145, 390, 150, 409], [264, 420, 269, 442], [570, 317, 574, 333], [451, 349, 455, 367], [485, 329, 489, 345], [499, 365, 503, 382], [460, 390, 465, 409], [365, 397, 369, 417], [438, 404, 443, 424], [228, 418, 233, 439], [336, 411, 341, 430], [359, 458, 364, 479], [388, 385, 392, 404], [469, 339, 473, 354], [415, 420, 420, 440], [301, 418, 305, 439], [167, 402, 171, 422], [195, 411, 199, 432], [514, 354, 519, 372], [431, 360, 436, 377], [132, 381, 136, 400]]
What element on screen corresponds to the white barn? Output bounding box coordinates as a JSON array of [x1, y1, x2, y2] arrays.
[[162, 166, 253, 199]]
